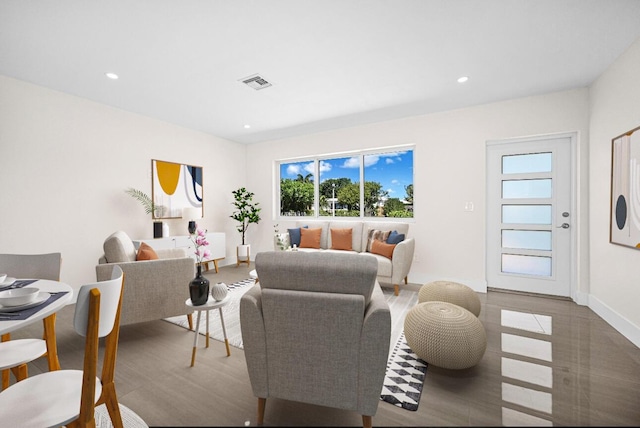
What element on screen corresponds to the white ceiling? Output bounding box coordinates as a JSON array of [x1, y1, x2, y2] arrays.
[[2, 0, 640, 144]]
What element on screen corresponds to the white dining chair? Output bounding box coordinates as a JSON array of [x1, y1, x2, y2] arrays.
[[0, 265, 125, 428], [0, 252, 62, 389]]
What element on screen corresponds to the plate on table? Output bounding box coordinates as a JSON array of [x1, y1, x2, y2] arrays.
[[0, 292, 50, 313], [0, 277, 17, 287]]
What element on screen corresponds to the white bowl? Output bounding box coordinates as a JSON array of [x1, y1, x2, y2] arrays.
[[0, 287, 40, 307], [0, 274, 7, 283]]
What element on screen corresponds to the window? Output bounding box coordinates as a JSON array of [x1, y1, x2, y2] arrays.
[[278, 147, 414, 218]]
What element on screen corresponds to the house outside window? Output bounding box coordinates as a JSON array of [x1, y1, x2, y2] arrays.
[[278, 147, 414, 218]]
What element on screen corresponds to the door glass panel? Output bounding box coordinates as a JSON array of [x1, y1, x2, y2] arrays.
[[502, 254, 552, 276], [502, 230, 552, 250], [503, 153, 552, 174], [503, 179, 552, 199], [502, 205, 552, 224]]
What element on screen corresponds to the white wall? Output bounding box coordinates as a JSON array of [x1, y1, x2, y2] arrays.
[[589, 36, 640, 347], [246, 88, 591, 295], [0, 75, 247, 296]]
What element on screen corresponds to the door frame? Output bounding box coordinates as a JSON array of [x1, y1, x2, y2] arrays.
[[485, 132, 578, 301]]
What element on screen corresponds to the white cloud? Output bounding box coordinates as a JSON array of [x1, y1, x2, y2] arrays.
[[385, 158, 394, 164], [342, 157, 360, 168], [286, 164, 301, 176], [319, 160, 332, 173], [391, 179, 399, 184]]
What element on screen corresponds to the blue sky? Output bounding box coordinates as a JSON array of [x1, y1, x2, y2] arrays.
[[280, 150, 413, 201]]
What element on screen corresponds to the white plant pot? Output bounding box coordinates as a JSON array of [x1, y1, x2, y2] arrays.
[[237, 244, 250, 261]]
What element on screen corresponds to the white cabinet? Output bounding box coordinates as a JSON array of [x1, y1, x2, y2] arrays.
[[134, 232, 226, 273]]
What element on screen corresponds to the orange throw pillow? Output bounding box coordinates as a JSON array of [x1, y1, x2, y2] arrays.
[[299, 227, 322, 249], [136, 242, 159, 261], [330, 228, 353, 251], [370, 239, 396, 259]]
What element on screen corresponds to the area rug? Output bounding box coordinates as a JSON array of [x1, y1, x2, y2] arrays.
[[95, 403, 149, 428], [379, 331, 428, 411]]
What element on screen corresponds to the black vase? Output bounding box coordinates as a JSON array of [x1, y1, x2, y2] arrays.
[[189, 265, 210, 306]]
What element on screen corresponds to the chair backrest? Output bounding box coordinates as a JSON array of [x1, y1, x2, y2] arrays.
[[102, 231, 137, 263], [74, 265, 124, 338], [0, 253, 62, 280], [256, 251, 377, 305]]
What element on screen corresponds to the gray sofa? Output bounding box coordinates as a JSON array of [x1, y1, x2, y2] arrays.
[[240, 251, 391, 427], [96, 231, 195, 326], [283, 220, 415, 295]]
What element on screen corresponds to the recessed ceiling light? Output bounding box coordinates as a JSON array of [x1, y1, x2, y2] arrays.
[[457, 76, 469, 83], [244, 124, 251, 129], [105, 72, 119, 80]]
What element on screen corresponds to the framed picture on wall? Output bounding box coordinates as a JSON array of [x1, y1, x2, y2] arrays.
[[151, 159, 203, 219], [610, 125, 640, 249]]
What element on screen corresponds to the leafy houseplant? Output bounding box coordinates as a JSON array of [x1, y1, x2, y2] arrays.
[[125, 188, 156, 215], [230, 187, 262, 246]]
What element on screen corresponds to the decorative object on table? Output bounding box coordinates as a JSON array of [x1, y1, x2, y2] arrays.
[[273, 224, 290, 251], [151, 159, 203, 219], [210, 282, 228, 302], [188, 225, 211, 306], [183, 207, 202, 235], [610, 125, 640, 249], [230, 187, 261, 266]]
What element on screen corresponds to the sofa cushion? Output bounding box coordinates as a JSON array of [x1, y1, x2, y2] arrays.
[[300, 227, 322, 249], [330, 228, 353, 251], [366, 229, 391, 252], [370, 239, 396, 259], [136, 242, 159, 261], [362, 222, 409, 253], [288, 226, 308, 247], [387, 230, 405, 245], [103, 231, 137, 263], [328, 221, 363, 252]]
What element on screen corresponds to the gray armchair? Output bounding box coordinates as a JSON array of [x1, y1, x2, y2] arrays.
[[96, 231, 195, 326], [240, 251, 391, 428]]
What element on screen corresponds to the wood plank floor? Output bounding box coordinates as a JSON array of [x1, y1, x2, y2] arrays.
[[5, 264, 640, 426]]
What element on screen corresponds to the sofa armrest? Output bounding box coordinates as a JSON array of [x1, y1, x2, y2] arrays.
[[359, 284, 391, 415], [390, 238, 415, 285], [240, 285, 268, 398], [96, 257, 195, 325]]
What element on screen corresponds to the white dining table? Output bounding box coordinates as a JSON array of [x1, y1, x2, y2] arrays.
[[0, 279, 74, 371]]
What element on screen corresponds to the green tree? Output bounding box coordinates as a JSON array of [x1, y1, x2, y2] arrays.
[[384, 197, 405, 215], [337, 183, 360, 212], [280, 179, 314, 214], [364, 181, 387, 216], [230, 187, 261, 245], [404, 184, 413, 204]]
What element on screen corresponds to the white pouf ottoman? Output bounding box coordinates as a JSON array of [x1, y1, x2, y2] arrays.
[[418, 280, 481, 316], [404, 301, 487, 369]]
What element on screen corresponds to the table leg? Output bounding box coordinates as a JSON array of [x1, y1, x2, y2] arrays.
[[42, 314, 61, 371], [218, 307, 231, 356], [190, 310, 202, 367], [205, 309, 210, 349]]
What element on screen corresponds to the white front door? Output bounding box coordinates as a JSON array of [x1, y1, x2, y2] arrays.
[[486, 133, 575, 297]]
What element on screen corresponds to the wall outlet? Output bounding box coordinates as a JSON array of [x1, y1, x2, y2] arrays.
[[464, 201, 474, 212]]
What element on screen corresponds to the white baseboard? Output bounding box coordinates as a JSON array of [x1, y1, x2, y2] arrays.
[[589, 294, 640, 349]]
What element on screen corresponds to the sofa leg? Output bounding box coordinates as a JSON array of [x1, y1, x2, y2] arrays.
[[257, 397, 266, 425], [394, 284, 399, 296], [404, 276, 408, 284], [362, 415, 372, 428]]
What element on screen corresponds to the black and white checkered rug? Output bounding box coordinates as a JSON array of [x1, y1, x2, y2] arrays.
[[380, 331, 428, 411], [225, 277, 255, 291]]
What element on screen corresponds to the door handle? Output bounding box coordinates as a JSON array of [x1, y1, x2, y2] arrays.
[[557, 223, 570, 229]]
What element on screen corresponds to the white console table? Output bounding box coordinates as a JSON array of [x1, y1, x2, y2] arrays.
[[134, 232, 226, 273]]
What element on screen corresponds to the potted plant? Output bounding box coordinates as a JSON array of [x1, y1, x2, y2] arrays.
[[125, 188, 167, 237], [230, 187, 261, 265]]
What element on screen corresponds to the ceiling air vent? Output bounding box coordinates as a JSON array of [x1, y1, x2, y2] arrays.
[[239, 73, 272, 90]]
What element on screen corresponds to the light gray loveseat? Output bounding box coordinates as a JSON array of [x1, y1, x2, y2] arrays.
[[283, 220, 415, 296], [240, 251, 391, 428], [96, 231, 195, 326]]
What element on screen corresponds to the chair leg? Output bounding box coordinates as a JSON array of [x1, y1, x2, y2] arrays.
[[187, 313, 193, 330], [362, 415, 372, 428], [1, 333, 10, 389], [10, 364, 27, 382], [100, 382, 124, 428], [257, 397, 266, 425], [394, 284, 399, 296]]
